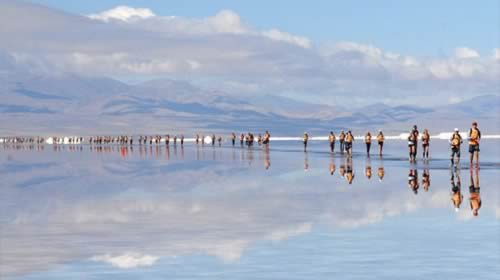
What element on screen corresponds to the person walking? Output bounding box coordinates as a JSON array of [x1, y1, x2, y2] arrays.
[[376, 130, 384, 156], [449, 128, 463, 165], [231, 133, 236, 146], [328, 131, 336, 153], [364, 131, 372, 156], [345, 130, 354, 156], [339, 130, 346, 153], [468, 121, 481, 167], [303, 132, 309, 152], [421, 129, 430, 159]]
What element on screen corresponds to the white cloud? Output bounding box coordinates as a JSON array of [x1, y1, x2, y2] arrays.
[[91, 253, 159, 269], [0, 2, 498, 105], [454, 47, 480, 59], [262, 29, 311, 49], [88, 6, 156, 22], [493, 48, 500, 60], [206, 10, 246, 34]]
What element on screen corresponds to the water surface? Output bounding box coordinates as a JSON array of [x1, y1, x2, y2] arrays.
[[1, 140, 499, 279]]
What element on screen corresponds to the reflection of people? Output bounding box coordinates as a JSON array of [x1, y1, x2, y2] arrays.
[[469, 167, 481, 217], [329, 156, 336, 175], [365, 166, 372, 179], [422, 167, 430, 192], [377, 166, 385, 182], [304, 152, 309, 171], [408, 167, 419, 194], [468, 121, 481, 167], [450, 167, 462, 211], [263, 146, 270, 170], [345, 157, 354, 184], [449, 128, 463, 165], [339, 162, 346, 177], [365, 158, 372, 180]]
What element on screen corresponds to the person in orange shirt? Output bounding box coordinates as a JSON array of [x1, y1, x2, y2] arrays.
[[328, 131, 336, 153], [364, 132, 372, 157], [376, 130, 385, 156], [468, 121, 481, 167], [345, 130, 354, 156]]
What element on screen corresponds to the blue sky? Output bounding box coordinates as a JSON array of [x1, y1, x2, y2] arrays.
[[27, 0, 499, 56]]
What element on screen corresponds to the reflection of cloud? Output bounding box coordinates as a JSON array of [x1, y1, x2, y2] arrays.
[[0, 150, 498, 277], [267, 223, 312, 241], [91, 253, 159, 268]]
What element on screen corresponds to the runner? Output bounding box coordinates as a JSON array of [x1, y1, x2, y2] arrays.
[[364, 131, 372, 156], [468, 121, 481, 167], [339, 130, 346, 153], [328, 131, 336, 153], [303, 132, 309, 152], [449, 128, 463, 165], [376, 130, 384, 156], [421, 129, 430, 159], [345, 130, 354, 156]]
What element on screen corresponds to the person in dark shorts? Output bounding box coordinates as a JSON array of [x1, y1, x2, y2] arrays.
[[421, 129, 430, 159], [231, 133, 236, 146], [376, 130, 384, 156], [468, 121, 481, 167], [364, 131, 371, 156], [339, 130, 345, 153], [449, 128, 463, 165], [303, 132, 309, 152], [345, 130, 354, 156], [328, 131, 336, 153], [408, 125, 419, 161]]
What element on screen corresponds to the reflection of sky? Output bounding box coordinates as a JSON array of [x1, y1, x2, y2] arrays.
[[0, 141, 499, 279]]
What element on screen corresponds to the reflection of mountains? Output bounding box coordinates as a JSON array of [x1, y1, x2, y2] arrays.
[[0, 147, 497, 276]]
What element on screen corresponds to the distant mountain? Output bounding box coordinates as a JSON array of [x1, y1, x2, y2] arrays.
[[1, 72, 498, 135]]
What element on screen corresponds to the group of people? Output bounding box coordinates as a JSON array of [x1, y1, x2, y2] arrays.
[[303, 121, 482, 166], [1, 122, 483, 167], [405, 122, 481, 166]]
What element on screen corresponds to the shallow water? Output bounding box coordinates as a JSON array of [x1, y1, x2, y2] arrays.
[[1, 140, 499, 279]]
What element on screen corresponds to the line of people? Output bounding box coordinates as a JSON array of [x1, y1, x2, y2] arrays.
[[1, 121, 483, 167]]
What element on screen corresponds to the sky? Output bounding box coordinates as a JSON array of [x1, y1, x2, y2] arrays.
[[1, 0, 499, 106], [26, 0, 500, 56]]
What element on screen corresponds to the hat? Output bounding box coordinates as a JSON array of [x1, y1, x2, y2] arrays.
[[454, 128, 459, 132]]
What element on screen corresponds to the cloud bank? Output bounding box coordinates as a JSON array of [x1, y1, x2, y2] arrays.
[[0, 1, 498, 106]]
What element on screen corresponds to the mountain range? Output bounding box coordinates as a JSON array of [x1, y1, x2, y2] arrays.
[[1, 72, 498, 136]]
